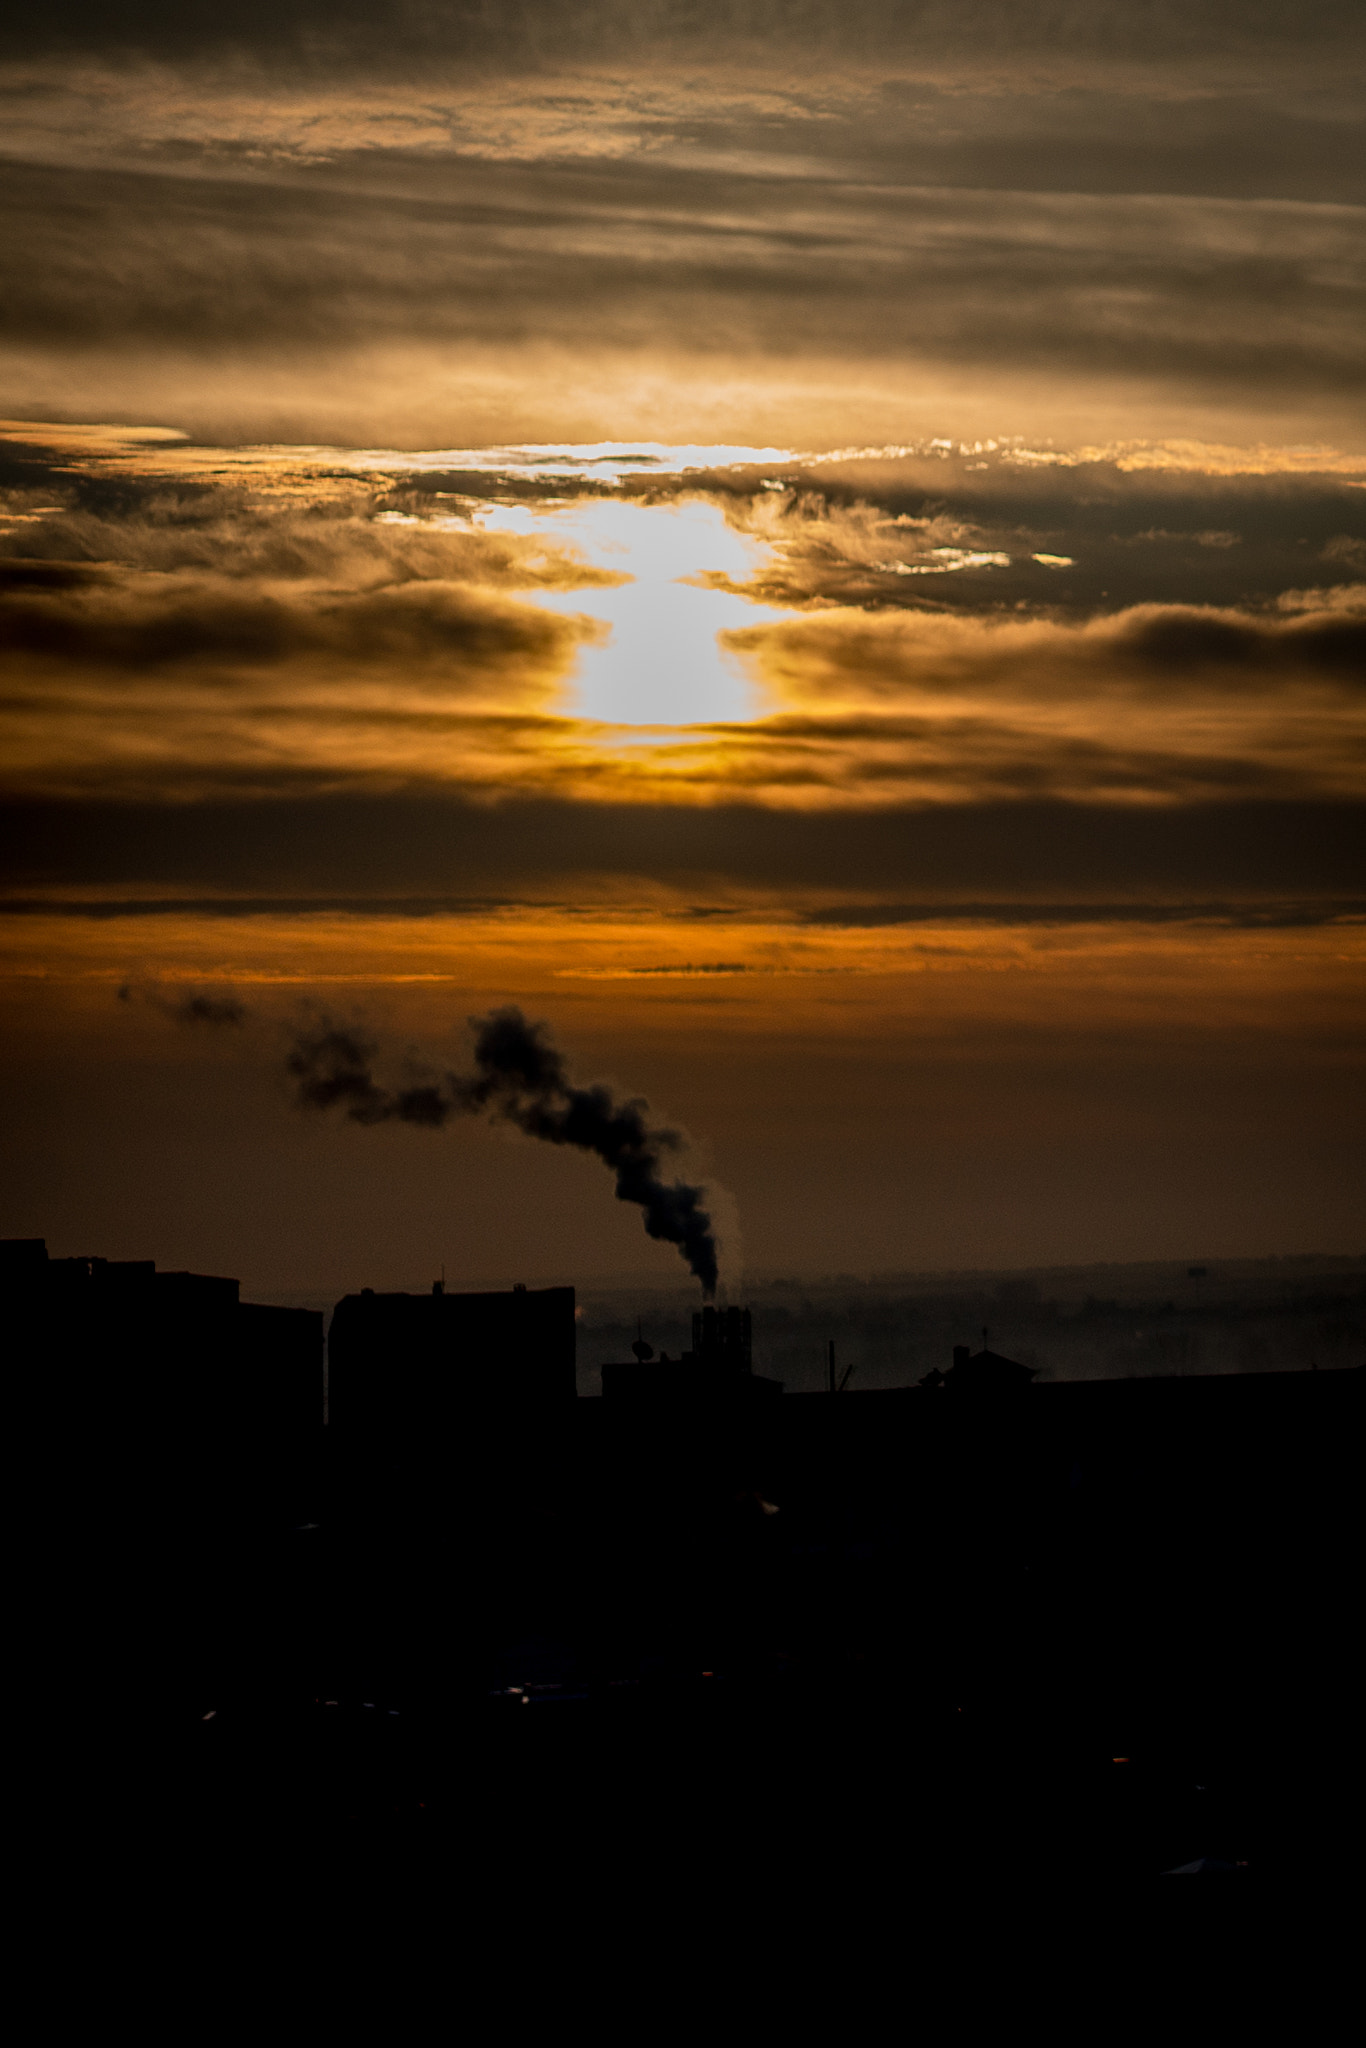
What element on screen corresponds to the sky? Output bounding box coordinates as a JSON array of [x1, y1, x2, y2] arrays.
[[1, 2, 1363, 1298]]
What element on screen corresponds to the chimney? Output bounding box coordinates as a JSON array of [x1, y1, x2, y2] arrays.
[[692, 1304, 752, 1371], [953, 1344, 970, 1371]]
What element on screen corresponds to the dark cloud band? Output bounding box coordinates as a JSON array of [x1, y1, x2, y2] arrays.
[[5, 795, 1364, 904]]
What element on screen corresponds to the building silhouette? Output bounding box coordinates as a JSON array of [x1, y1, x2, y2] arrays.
[[918, 1342, 1038, 1393], [601, 1302, 782, 1400], [3, 1236, 322, 1453], [327, 1280, 577, 1437], [9, 1224, 1358, 1871]]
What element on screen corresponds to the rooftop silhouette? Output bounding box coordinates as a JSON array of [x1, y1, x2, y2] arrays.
[[601, 1302, 782, 1401], [327, 1279, 577, 1436], [4, 1236, 321, 1450], [10, 1228, 1357, 1875], [918, 1343, 1038, 1393]]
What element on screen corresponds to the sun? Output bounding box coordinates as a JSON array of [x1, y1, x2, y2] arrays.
[[476, 495, 785, 727]]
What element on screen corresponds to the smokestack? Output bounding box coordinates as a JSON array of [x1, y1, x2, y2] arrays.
[[691, 1305, 751, 1369]]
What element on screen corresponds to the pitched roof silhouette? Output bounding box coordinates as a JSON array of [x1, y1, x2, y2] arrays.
[[920, 1344, 1036, 1391]]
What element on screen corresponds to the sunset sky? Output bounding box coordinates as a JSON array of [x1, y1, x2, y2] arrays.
[[2, 3, 1363, 1297]]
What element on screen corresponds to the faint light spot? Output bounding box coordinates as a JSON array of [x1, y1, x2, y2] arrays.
[[1033, 553, 1075, 567]]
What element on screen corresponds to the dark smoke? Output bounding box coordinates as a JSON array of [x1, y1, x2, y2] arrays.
[[119, 981, 248, 1026], [463, 1007, 719, 1297], [176, 992, 249, 1026], [285, 1006, 720, 1294], [286, 1022, 456, 1127]]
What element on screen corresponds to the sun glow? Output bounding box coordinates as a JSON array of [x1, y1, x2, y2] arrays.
[[474, 497, 787, 725]]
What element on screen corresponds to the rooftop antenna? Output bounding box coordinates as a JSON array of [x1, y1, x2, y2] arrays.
[[982, 1325, 989, 1351], [826, 1340, 856, 1393]]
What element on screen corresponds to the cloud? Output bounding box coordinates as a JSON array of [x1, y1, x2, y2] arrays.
[[794, 899, 1366, 931], [9, 894, 1363, 931], [0, 558, 112, 590], [0, 557, 611, 797], [2, 11, 1364, 452], [0, 482, 636, 792], [560, 961, 752, 976], [687, 466, 1366, 619], [725, 597, 1366, 707], [1277, 582, 1366, 615], [7, 793, 1364, 907], [1, 441, 1362, 811], [0, 473, 625, 591], [6, 156, 1358, 393], [701, 492, 1013, 607], [0, 570, 602, 675], [9, 5, 1365, 79]]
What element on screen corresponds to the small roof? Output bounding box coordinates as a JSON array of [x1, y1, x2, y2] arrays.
[[946, 1347, 1036, 1389], [970, 1347, 1031, 1372]]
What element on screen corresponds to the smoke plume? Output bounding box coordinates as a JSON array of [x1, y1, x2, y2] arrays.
[[286, 1022, 456, 1127], [285, 1006, 720, 1294], [119, 981, 248, 1026]]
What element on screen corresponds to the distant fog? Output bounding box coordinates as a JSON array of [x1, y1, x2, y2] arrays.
[[575, 1255, 1365, 1396]]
